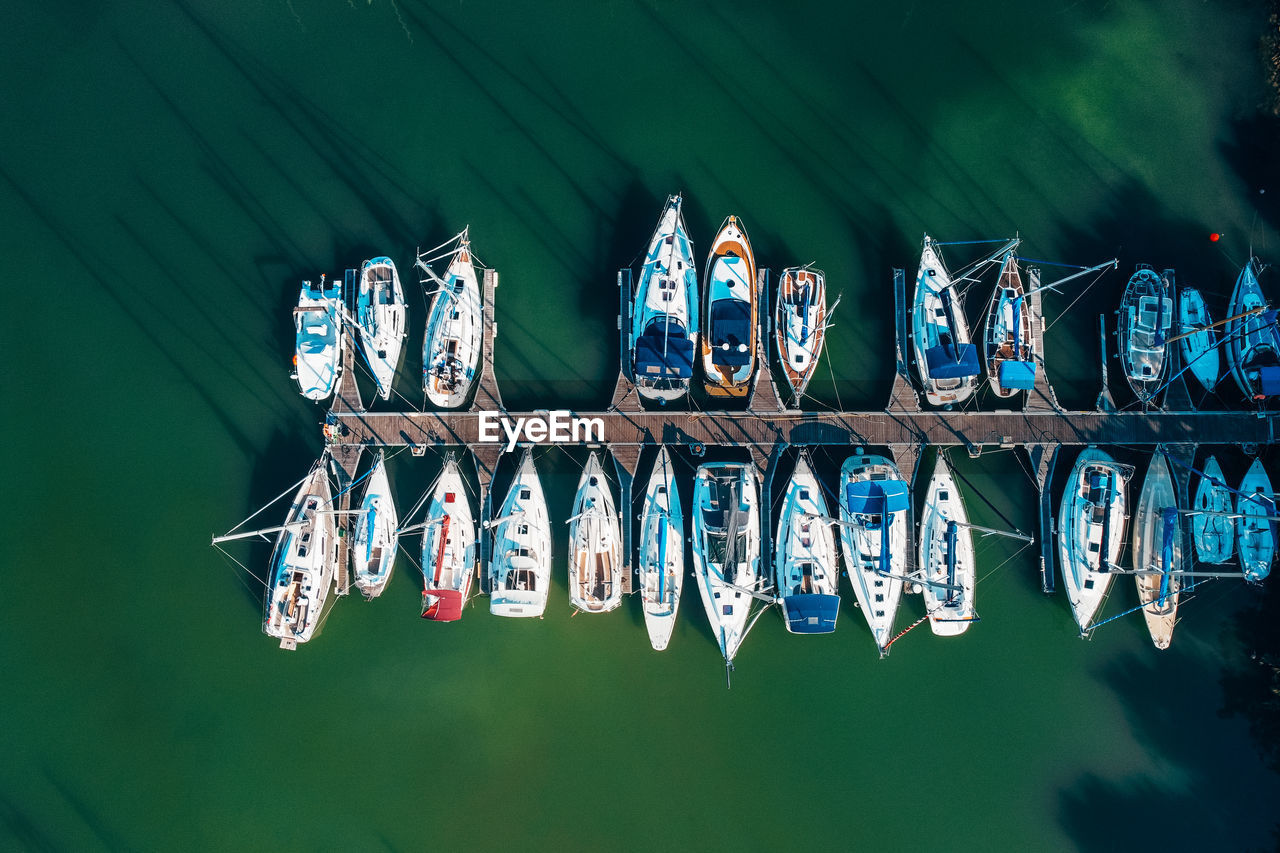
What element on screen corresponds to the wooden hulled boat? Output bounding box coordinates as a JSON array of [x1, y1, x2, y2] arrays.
[[701, 217, 757, 398], [775, 265, 829, 403]]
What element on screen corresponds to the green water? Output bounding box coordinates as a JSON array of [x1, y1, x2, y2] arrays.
[[4, 1, 1280, 850]]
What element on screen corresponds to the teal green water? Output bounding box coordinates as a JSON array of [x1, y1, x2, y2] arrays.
[[4, 1, 1280, 850]]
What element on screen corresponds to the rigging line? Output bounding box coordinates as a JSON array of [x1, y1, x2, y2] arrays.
[[935, 239, 1012, 247], [976, 539, 1035, 585], [213, 545, 268, 589], [1014, 257, 1091, 270], [946, 456, 1025, 537], [221, 472, 310, 536], [1042, 268, 1109, 334]]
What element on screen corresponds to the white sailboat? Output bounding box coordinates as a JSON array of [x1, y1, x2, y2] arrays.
[[691, 462, 763, 667], [1057, 448, 1131, 634], [1225, 258, 1280, 402], [355, 257, 407, 401], [1177, 287, 1220, 393], [1118, 265, 1173, 406], [912, 236, 981, 407], [917, 454, 976, 636], [1191, 455, 1233, 565], [630, 194, 699, 402], [775, 452, 840, 634], [421, 231, 483, 409], [352, 451, 399, 600], [838, 451, 909, 654], [775, 266, 831, 402], [489, 449, 552, 618], [638, 447, 683, 651], [567, 452, 623, 613], [263, 461, 337, 649], [292, 274, 343, 401], [982, 251, 1037, 399], [1236, 458, 1276, 582], [1132, 451, 1182, 650], [419, 456, 477, 621]]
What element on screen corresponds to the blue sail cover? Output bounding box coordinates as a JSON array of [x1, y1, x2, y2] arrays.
[[710, 300, 752, 367], [999, 360, 1038, 389], [783, 593, 839, 634], [1259, 366, 1280, 396], [846, 480, 910, 515], [635, 319, 694, 378], [1159, 507, 1176, 602], [925, 343, 980, 379]]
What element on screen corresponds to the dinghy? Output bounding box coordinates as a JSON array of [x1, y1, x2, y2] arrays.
[[631, 195, 699, 402], [838, 452, 909, 653], [1191, 455, 1233, 565], [1132, 451, 1182, 650], [420, 456, 477, 621], [638, 447, 683, 650], [775, 265, 831, 402], [1118, 265, 1173, 406], [912, 236, 981, 407], [1225, 258, 1280, 403], [292, 274, 343, 401], [1057, 448, 1130, 634], [701, 217, 758, 399], [263, 460, 336, 649], [691, 462, 763, 667], [355, 257, 407, 401], [567, 452, 623, 613], [1236, 458, 1276, 582], [775, 452, 840, 634], [917, 454, 976, 636], [982, 251, 1037, 398], [489, 450, 552, 618], [421, 232, 483, 409], [1177, 287, 1219, 393], [352, 451, 399, 600]]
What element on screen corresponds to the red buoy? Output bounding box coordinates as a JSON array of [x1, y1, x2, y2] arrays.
[[1210, 232, 1221, 242]]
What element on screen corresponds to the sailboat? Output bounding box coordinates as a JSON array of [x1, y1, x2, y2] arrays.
[[419, 456, 477, 621], [263, 460, 336, 649], [352, 451, 399, 600], [1236, 458, 1276, 582], [912, 236, 981, 407], [292, 274, 343, 401], [488, 449, 552, 618], [982, 251, 1037, 398], [1191, 455, 1234, 565], [691, 462, 763, 667], [838, 451, 909, 654], [354, 257, 407, 401], [1177, 287, 1220, 393], [1118, 265, 1173, 406], [917, 454, 976, 636], [1057, 448, 1131, 634], [701, 216, 758, 398], [421, 231, 483, 409], [638, 447, 683, 651], [567, 452, 623, 613], [775, 265, 831, 402], [631, 194, 699, 402], [775, 452, 840, 634], [1225, 258, 1280, 403], [1132, 451, 1182, 650]]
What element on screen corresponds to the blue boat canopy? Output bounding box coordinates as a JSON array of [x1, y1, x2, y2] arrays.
[[783, 593, 839, 634], [998, 360, 1037, 390], [846, 480, 910, 515], [1258, 366, 1280, 397], [635, 319, 694, 378], [924, 343, 980, 379], [710, 300, 752, 367]]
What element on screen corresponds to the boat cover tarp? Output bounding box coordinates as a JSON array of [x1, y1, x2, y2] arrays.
[[783, 593, 839, 634], [421, 588, 463, 621], [1159, 507, 1176, 601], [998, 360, 1037, 389], [1258, 366, 1280, 396], [635, 322, 695, 378], [924, 343, 980, 379], [846, 480, 910, 515], [710, 300, 752, 367]]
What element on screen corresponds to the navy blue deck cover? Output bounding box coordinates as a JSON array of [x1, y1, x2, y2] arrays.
[[783, 593, 839, 634], [925, 343, 980, 379], [635, 319, 694, 378], [710, 300, 752, 367]]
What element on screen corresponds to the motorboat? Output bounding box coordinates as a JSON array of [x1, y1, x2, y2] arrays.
[[1132, 451, 1182, 650], [631, 195, 698, 402], [982, 251, 1037, 398], [638, 447, 683, 651], [701, 216, 758, 398], [1191, 455, 1233, 565], [838, 451, 909, 654], [1225, 258, 1280, 403], [1236, 458, 1276, 582], [567, 452, 623, 613], [264, 460, 336, 649], [352, 451, 399, 600], [421, 232, 483, 409], [1177, 287, 1219, 393], [1118, 265, 1172, 405], [489, 449, 552, 618], [775, 265, 830, 403], [912, 236, 980, 407], [292, 274, 342, 401], [420, 456, 477, 621], [916, 454, 976, 636], [775, 452, 839, 634], [355, 257, 407, 401], [1057, 448, 1130, 634], [691, 461, 763, 666]]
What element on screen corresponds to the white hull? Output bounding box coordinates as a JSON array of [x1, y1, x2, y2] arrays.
[[489, 450, 552, 618], [912, 236, 978, 407], [632, 195, 699, 402], [1225, 259, 1280, 401], [423, 238, 483, 409], [1057, 448, 1129, 633], [421, 458, 477, 621], [775, 454, 840, 633], [264, 461, 336, 648], [982, 252, 1035, 399], [776, 267, 827, 401], [352, 452, 399, 600], [838, 452, 908, 653], [293, 277, 342, 401], [1236, 458, 1275, 582], [701, 216, 757, 398], [1177, 287, 1219, 393], [1119, 266, 1172, 404], [639, 448, 683, 651], [1132, 451, 1181, 650], [568, 452, 623, 613], [691, 462, 762, 663], [1192, 455, 1233, 565], [917, 455, 975, 636], [356, 257, 407, 401]]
